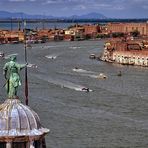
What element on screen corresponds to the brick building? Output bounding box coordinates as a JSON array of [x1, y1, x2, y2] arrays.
[[64, 34, 74, 41], [4, 31, 20, 43], [0, 37, 5, 44], [84, 24, 100, 36], [65, 27, 84, 36], [107, 23, 148, 35]]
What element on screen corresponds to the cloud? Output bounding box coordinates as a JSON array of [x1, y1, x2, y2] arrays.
[[74, 5, 86, 10], [93, 3, 112, 8], [132, 0, 147, 2], [1, 0, 148, 18], [46, 0, 56, 4], [43, 0, 63, 4], [143, 5, 148, 9], [113, 6, 125, 10], [8, 0, 25, 1]]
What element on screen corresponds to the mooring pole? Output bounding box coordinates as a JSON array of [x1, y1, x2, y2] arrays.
[[24, 20, 28, 105]]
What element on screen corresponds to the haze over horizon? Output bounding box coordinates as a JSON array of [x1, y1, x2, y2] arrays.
[[0, 0, 148, 18]]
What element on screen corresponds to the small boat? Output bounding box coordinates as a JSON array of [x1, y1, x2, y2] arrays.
[[97, 73, 107, 79], [81, 87, 93, 92], [72, 67, 80, 71], [72, 68, 88, 73], [89, 54, 96, 59], [117, 71, 122, 76], [26, 44, 32, 48], [27, 64, 38, 68], [11, 41, 19, 44], [45, 55, 57, 59], [0, 52, 4, 58]]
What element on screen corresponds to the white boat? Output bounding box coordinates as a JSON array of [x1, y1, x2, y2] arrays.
[[97, 73, 107, 79], [45, 55, 57, 59], [27, 64, 38, 68], [72, 68, 88, 73], [89, 54, 96, 59]]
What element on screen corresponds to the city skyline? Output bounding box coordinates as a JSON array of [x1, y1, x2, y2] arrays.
[[0, 0, 148, 18]]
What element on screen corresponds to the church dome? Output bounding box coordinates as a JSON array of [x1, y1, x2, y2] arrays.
[[0, 99, 49, 142]]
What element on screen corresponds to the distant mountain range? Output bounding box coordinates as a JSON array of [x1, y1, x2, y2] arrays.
[[66, 13, 107, 19], [0, 11, 107, 19]]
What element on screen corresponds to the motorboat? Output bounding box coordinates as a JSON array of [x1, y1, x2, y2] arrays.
[[81, 87, 93, 92], [0, 52, 4, 58], [117, 71, 122, 76], [72, 67, 87, 72], [97, 73, 107, 79], [45, 55, 57, 59], [27, 64, 38, 68], [89, 54, 96, 59]]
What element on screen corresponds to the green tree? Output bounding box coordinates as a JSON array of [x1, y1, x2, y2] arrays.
[[111, 32, 125, 38], [130, 30, 140, 37]]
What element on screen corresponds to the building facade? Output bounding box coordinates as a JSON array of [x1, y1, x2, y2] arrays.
[[84, 24, 100, 36], [107, 23, 148, 35]]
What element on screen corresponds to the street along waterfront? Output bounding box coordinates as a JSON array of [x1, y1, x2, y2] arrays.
[[0, 40, 148, 147]]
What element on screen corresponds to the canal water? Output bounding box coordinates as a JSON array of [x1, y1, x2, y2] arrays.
[[0, 40, 148, 148], [0, 22, 97, 30]]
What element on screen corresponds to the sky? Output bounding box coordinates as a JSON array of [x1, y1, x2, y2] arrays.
[[0, 0, 148, 18]]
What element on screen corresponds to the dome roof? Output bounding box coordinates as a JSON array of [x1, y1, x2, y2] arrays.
[[0, 99, 49, 142]]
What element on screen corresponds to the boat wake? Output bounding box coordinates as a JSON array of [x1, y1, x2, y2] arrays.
[[72, 68, 95, 74], [42, 45, 57, 49], [34, 74, 93, 92], [69, 46, 81, 49], [4, 53, 18, 59], [31, 45, 57, 49], [72, 68, 107, 79], [45, 54, 57, 59], [37, 45, 68, 49], [61, 81, 93, 92], [81, 73, 107, 79]]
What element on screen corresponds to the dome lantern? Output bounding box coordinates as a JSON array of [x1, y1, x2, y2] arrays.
[[0, 99, 49, 148]]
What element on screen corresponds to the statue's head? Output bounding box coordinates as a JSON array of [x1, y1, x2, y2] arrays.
[[10, 55, 17, 61]]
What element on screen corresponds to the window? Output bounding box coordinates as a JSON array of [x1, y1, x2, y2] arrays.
[[142, 27, 144, 35], [0, 142, 6, 148], [126, 27, 128, 32], [12, 142, 27, 148], [128, 44, 141, 50], [34, 141, 41, 148]]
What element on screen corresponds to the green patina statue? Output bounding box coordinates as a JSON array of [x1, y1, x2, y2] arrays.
[[3, 55, 26, 98]]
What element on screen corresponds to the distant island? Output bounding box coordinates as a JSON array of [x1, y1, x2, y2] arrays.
[[0, 11, 107, 20], [0, 11, 148, 24]]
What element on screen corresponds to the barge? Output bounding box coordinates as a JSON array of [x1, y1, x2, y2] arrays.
[[100, 38, 148, 67]]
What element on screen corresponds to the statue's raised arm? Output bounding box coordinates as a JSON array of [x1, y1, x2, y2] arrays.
[[3, 55, 26, 99]]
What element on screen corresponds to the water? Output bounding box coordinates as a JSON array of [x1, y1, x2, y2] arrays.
[[0, 40, 148, 147], [0, 22, 96, 30]]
